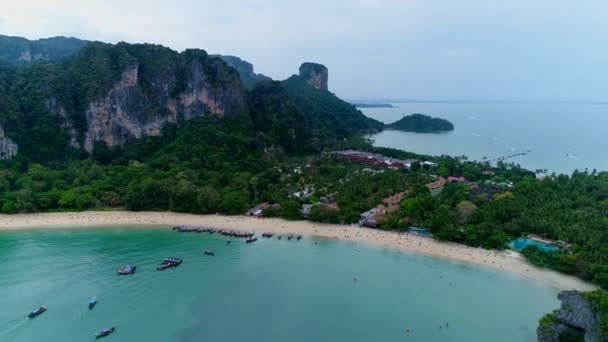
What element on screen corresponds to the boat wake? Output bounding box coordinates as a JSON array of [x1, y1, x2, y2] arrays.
[[0, 317, 28, 340], [567, 154, 580, 160]]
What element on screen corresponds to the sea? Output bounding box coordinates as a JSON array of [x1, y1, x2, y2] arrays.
[[0, 227, 559, 341], [362, 101, 608, 175]]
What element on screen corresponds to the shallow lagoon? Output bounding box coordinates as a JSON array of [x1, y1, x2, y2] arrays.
[[0, 227, 559, 341]]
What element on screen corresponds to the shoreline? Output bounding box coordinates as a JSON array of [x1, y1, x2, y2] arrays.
[[0, 211, 596, 292]]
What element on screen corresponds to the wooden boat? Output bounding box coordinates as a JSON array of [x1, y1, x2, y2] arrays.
[[28, 306, 46, 318], [157, 258, 182, 271], [89, 297, 97, 310], [117, 265, 136, 275], [96, 327, 115, 338]]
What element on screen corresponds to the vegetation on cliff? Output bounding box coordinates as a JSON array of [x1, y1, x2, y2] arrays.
[[585, 290, 608, 338], [282, 75, 384, 142], [389, 113, 454, 132], [0, 34, 86, 64]]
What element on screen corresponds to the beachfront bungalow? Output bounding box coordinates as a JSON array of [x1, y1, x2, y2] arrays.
[[447, 176, 466, 182], [359, 203, 399, 228], [246, 202, 270, 217], [360, 217, 380, 228], [320, 193, 337, 204], [301, 204, 313, 217], [246, 203, 281, 217], [293, 187, 313, 200], [359, 207, 379, 225]]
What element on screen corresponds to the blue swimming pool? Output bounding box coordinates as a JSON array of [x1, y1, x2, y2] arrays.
[[507, 238, 559, 252], [407, 227, 432, 236]]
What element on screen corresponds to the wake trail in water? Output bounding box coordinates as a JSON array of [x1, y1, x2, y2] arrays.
[[0, 317, 28, 340]]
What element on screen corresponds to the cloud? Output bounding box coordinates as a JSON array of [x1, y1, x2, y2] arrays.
[[1, 0, 606, 101]]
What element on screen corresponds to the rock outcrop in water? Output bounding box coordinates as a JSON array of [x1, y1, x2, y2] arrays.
[[299, 62, 328, 91], [537, 291, 604, 342]]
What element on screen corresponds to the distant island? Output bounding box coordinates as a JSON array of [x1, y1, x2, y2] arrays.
[[353, 103, 395, 108], [388, 113, 454, 133]]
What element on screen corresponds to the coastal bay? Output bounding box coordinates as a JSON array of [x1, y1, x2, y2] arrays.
[[0, 211, 594, 292], [364, 101, 608, 174]]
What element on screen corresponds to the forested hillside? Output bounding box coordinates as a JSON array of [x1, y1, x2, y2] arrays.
[[0, 34, 86, 64]]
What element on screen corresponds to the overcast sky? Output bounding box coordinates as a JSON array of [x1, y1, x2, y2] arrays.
[[1, 0, 606, 101]]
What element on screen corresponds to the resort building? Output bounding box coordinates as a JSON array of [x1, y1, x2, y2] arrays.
[[301, 204, 313, 217], [382, 191, 407, 205], [246, 203, 281, 217], [247, 202, 270, 217], [359, 191, 404, 228], [330, 150, 436, 170]]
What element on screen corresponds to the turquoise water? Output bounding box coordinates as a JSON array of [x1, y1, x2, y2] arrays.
[[0, 227, 559, 341], [507, 238, 559, 252], [363, 102, 608, 174]]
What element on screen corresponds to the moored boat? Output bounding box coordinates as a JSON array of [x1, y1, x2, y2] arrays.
[[96, 327, 115, 339], [28, 306, 46, 318], [117, 265, 136, 275], [204, 250, 215, 256], [89, 297, 97, 310], [296, 235, 302, 240], [245, 237, 258, 244], [157, 258, 182, 271]]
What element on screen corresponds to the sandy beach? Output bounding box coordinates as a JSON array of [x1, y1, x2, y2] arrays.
[[0, 211, 595, 291]]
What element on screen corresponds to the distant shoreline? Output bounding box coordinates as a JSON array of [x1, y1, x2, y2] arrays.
[[0, 211, 595, 291], [353, 103, 395, 108]]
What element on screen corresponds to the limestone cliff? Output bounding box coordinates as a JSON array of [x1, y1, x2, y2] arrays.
[[214, 55, 271, 88], [0, 124, 18, 160], [299, 62, 328, 91], [538, 291, 604, 342], [82, 58, 246, 152]]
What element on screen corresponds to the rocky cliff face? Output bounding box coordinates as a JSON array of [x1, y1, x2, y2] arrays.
[[538, 291, 604, 342], [0, 124, 18, 160], [214, 55, 271, 88], [299, 62, 328, 91], [82, 59, 246, 152]]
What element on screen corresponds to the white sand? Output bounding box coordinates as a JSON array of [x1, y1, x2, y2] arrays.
[[0, 211, 596, 291]]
